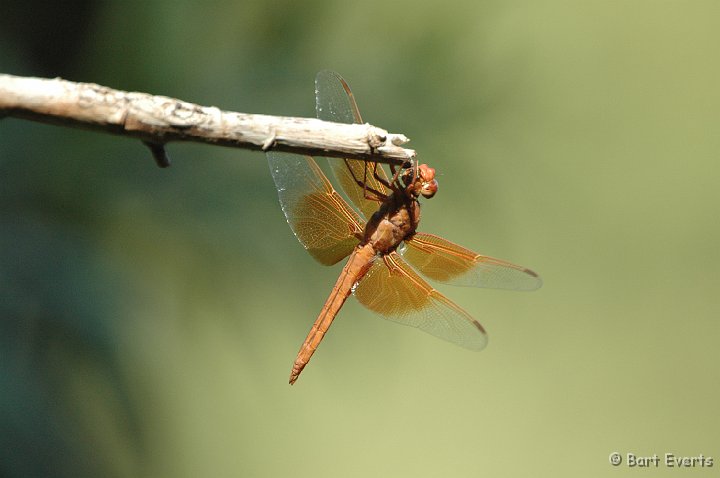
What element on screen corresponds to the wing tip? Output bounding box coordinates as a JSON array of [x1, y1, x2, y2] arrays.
[[476, 329, 489, 351], [461, 319, 489, 352], [519, 268, 543, 291]]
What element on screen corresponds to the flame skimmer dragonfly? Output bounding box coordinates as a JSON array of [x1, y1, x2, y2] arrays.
[[268, 71, 542, 384]]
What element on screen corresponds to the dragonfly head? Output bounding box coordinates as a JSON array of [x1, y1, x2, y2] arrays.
[[416, 163, 438, 199], [402, 162, 438, 199]]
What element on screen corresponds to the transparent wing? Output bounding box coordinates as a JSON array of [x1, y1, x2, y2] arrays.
[[267, 151, 364, 265], [315, 70, 390, 220], [353, 251, 487, 351], [403, 233, 542, 290]]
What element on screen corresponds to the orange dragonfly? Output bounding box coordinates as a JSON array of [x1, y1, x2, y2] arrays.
[[267, 71, 541, 384]]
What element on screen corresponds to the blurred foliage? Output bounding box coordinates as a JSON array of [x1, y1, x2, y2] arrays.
[[1, 1, 719, 477]]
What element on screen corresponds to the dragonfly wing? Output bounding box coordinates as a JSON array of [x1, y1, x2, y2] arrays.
[[403, 233, 542, 290], [315, 70, 391, 219], [267, 151, 364, 265], [353, 251, 487, 351], [315, 70, 362, 124]]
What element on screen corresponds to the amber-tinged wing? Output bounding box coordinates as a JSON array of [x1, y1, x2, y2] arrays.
[[267, 151, 364, 265], [353, 251, 487, 351], [315, 70, 390, 220], [403, 233, 542, 291]]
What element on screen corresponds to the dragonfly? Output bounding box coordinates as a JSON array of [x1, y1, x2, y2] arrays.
[[267, 70, 542, 385]]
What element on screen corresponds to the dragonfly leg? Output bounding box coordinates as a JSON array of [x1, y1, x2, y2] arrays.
[[341, 159, 387, 202], [388, 160, 414, 188]]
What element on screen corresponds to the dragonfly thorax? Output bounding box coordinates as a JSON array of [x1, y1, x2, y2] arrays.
[[363, 190, 421, 254]]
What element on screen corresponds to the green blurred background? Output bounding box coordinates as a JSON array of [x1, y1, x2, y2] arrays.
[[2, 1, 719, 477]]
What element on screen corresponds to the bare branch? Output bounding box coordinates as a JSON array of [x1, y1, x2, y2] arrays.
[[0, 73, 416, 166]]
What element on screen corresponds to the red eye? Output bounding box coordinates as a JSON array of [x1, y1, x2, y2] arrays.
[[418, 164, 436, 182]]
